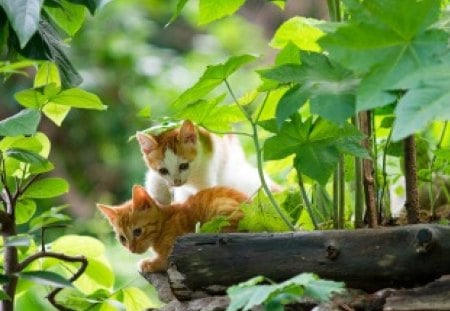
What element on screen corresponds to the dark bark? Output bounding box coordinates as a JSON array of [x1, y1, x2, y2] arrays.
[[359, 111, 378, 228], [404, 135, 419, 224], [164, 225, 450, 300]]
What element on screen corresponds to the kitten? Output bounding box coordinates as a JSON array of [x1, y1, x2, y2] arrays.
[[136, 120, 279, 205], [97, 185, 247, 273]]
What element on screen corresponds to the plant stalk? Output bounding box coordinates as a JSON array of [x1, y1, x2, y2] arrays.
[[403, 135, 419, 224], [224, 80, 295, 231]]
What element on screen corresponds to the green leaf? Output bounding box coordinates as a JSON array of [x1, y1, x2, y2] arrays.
[[111, 287, 156, 310], [0, 0, 43, 48], [34, 61, 61, 88], [50, 88, 106, 110], [227, 273, 344, 311], [29, 205, 71, 231], [303, 279, 345, 302], [0, 109, 41, 136], [177, 97, 245, 132], [264, 117, 367, 184], [51, 234, 105, 258], [44, 0, 86, 36], [392, 87, 450, 140], [22, 177, 69, 199], [320, 0, 447, 111], [42, 103, 71, 126], [166, 0, 189, 26], [270, 17, 325, 51], [16, 199, 37, 225], [19, 271, 73, 288], [5, 148, 47, 165], [172, 54, 257, 109], [73, 257, 114, 294], [199, 216, 230, 233], [14, 88, 48, 109], [198, 0, 246, 25], [67, 0, 99, 15], [275, 41, 301, 66], [275, 85, 308, 128], [238, 190, 292, 232], [261, 52, 358, 125]]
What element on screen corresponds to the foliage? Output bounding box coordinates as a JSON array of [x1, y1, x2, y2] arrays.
[[226, 273, 345, 311], [0, 1, 159, 310]]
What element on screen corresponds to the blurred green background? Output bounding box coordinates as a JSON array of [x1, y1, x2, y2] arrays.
[[1, 0, 327, 305]]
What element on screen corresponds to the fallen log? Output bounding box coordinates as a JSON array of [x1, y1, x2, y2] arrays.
[[163, 224, 450, 300]]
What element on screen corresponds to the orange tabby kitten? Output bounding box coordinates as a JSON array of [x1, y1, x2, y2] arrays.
[[97, 185, 247, 273], [136, 120, 280, 204]]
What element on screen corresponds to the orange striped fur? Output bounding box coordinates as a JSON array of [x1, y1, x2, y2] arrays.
[[97, 185, 247, 273]]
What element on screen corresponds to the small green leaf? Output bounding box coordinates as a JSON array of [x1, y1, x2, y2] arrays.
[[172, 54, 257, 109], [29, 205, 71, 232], [275, 41, 301, 65], [198, 0, 246, 25], [34, 61, 61, 88], [0, 109, 41, 136], [19, 271, 73, 288], [0, 274, 10, 284], [270, 17, 325, 51], [166, 0, 189, 26], [16, 199, 37, 225], [51, 88, 106, 110], [14, 88, 48, 109], [0, 0, 43, 48], [5, 148, 47, 164], [22, 178, 69, 199], [42, 103, 71, 126]]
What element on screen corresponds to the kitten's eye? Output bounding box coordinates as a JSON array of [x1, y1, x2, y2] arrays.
[[179, 163, 189, 171], [119, 235, 126, 244], [158, 168, 169, 175], [133, 228, 142, 237]]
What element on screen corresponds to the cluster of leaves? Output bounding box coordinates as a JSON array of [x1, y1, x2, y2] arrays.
[[166, 0, 450, 230], [226, 273, 344, 311], [0, 1, 161, 310], [0, 0, 100, 87]]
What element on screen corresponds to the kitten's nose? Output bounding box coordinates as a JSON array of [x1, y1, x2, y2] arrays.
[[129, 244, 136, 253], [174, 179, 182, 186]]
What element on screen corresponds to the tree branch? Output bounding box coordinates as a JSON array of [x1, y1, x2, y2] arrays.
[[17, 251, 88, 311]]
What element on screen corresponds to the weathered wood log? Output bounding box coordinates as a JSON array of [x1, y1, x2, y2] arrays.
[[167, 224, 450, 300]]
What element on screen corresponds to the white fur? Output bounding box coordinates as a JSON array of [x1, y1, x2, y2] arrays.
[[145, 133, 277, 204]]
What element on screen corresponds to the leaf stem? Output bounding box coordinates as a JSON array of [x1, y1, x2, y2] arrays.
[[224, 79, 295, 231], [298, 173, 319, 230]]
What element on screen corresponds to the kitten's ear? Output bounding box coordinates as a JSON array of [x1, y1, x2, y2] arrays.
[[179, 120, 197, 144], [136, 132, 158, 154], [132, 185, 155, 210], [97, 204, 117, 223]]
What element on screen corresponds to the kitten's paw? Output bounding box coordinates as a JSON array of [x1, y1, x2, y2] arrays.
[[138, 259, 156, 273], [138, 258, 167, 273]]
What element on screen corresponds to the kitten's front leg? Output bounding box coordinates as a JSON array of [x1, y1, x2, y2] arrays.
[[138, 256, 168, 273]]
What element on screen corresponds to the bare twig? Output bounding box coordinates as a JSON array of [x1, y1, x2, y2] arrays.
[[17, 251, 88, 311]]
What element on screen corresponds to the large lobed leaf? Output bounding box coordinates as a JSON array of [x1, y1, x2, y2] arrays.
[[319, 0, 447, 113], [259, 52, 359, 126], [264, 116, 368, 185]]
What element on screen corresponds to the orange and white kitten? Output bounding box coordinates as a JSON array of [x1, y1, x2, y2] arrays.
[[136, 120, 279, 205], [97, 185, 247, 273]]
